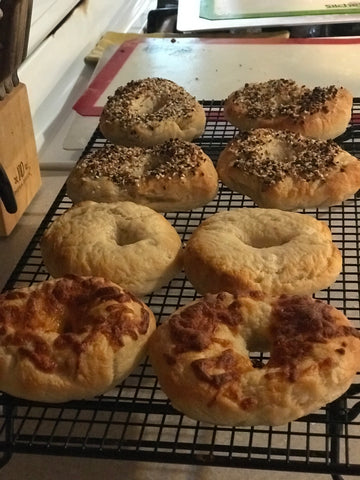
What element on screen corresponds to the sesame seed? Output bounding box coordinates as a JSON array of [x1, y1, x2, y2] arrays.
[[76, 139, 203, 187], [227, 129, 342, 185], [228, 79, 339, 121], [101, 78, 198, 128]]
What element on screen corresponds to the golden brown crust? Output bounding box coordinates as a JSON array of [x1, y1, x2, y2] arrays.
[[217, 129, 360, 210], [183, 208, 342, 296], [99, 77, 206, 147], [224, 79, 353, 140], [148, 292, 360, 426], [67, 139, 218, 211], [40, 201, 183, 298], [0, 275, 156, 402]]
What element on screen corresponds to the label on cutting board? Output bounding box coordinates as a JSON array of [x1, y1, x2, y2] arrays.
[[200, 0, 360, 20]]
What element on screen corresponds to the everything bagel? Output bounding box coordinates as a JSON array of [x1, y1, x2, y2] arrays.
[[217, 128, 360, 210], [99, 77, 206, 147], [66, 139, 219, 212], [224, 79, 352, 140]]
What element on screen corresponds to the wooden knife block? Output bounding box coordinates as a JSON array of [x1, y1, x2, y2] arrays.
[[0, 83, 41, 236]]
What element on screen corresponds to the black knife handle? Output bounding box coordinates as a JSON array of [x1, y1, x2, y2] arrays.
[[0, 164, 17, 214], [0, 0, 33, 96]]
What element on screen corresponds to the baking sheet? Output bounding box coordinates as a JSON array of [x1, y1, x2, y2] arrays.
[[65, 36, 360, 150], [200, 0, 360, 21], [178, 0, 360, 31]]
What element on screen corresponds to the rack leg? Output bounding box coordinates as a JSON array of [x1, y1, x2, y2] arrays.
[[0, 396, 15, 469], [328, 397, 346, 480]]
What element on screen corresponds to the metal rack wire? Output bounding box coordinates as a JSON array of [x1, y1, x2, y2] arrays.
[[0, 100, 359, 478]]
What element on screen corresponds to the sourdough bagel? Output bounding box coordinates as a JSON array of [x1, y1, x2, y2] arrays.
[[0, 275, 156, 402], [40, 201, 183, 297], [224, 79, 352, 140], [217, 128, 360, 210], [99, 77, 206, 147], [148, 292, 360, 426], [66, 139, 218, 211], [183, 208, 342, 296]]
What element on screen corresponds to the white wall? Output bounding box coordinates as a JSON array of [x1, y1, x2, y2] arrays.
[[19, 0, 157, 149]]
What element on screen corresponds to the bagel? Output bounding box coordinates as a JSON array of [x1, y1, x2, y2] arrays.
[[0, 275, 156, 402], [66, 139, 218, 211], [224, 79, 353, 140], [99, 77, 206, 147], [148, 291, 360, 426], [40, 201, 183, 297], [183, 208, 342, 296], [217, 128, 360, 210]]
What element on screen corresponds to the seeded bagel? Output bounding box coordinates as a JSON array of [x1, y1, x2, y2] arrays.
[[217, 128, 360, 210], [99, 77, 206, 147], [224, 79, 352, 140], [67, 139, 219, 212]]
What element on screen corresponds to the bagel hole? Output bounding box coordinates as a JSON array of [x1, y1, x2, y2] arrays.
[[115, 227, 145, 246], [59, 310, 86, 334], [243, 232, 294, 249], [133, 96, 167, 115], [149, 97, 168, 114], [250, 353, 270, 369]]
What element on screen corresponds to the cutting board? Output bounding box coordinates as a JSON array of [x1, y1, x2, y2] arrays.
[[65, 36, 360, 150]]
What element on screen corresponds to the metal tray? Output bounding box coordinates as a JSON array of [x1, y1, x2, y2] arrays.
[[1, 100, 360, 478]]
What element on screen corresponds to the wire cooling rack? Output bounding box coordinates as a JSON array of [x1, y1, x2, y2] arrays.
[[0, 100, 360, 478]]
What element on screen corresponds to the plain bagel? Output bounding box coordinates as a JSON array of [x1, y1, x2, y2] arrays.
[[216, 128, 360, 210], [40, 201, 183, 297], [183, 208, 342, 296], [148, 291, 360, 426], [0, 275, 156, 402], [66, 139, 219, 211], [224, 79, 353, 140], [99, 77, 206, 147]]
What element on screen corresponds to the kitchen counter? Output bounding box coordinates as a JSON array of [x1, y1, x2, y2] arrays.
[[0, 94, 82, 291], [0, 169, 68, 292]]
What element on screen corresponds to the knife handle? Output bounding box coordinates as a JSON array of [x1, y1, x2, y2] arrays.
[[0, 0, 33, 97], [0, 164, 17, 214]]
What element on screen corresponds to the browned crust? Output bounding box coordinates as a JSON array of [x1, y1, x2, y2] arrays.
[[0, 275, 156, 402], [148, 292, 360, 426]]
